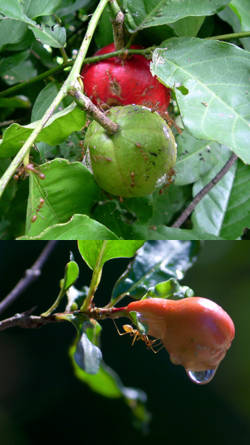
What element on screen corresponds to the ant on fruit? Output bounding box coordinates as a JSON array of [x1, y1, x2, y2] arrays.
[[113, 320, 163, 354]]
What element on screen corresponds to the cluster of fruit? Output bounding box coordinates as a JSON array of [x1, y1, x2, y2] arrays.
[[82, 43, 176, 197]]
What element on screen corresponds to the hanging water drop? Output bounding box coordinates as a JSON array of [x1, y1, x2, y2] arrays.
[[186, 369, 216, 385]]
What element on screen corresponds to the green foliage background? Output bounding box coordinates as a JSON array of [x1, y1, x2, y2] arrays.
[[0, 0, 249, 240]]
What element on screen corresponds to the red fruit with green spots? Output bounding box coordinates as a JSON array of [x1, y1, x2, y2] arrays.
[[81, 43, 170, 114]]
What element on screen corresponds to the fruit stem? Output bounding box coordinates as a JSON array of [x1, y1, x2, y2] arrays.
[[112, 10, 125, 50], [69, 87, 119, 134]]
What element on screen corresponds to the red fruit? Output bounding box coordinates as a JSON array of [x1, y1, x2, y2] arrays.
[[125, 297, 235, 374], [81, 43, 170, 114]]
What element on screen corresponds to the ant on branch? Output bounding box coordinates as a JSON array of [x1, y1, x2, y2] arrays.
[[113, 320, 163, 354]]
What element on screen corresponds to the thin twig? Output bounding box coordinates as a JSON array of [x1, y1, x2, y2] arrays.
[[0, 306, 128, 332], [0, 241, 57, 316], [0, 312, 57, 331], [69, 87, 119, 134], [172, 153, 238, 228]]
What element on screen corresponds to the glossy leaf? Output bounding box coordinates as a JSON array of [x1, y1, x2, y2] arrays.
[[74, 321, 102, 375], [18, 215, 119, 240], [151, 38, 250, 164], [145, 277, 194, 300], [62, 260, 79, 292], [122, 0, 230, 32], [70, 348, 150, 430], [112, 240, 200, 300], [0, 104, 86, 158], [192, 156, 250, 239], [175, 131, 222, 186], [78, 240, 145, 270], [25, 159, 100, 236]]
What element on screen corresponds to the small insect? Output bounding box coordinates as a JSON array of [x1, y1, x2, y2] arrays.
[[113, 321, 162, 353], [31, 197, 45, 223]]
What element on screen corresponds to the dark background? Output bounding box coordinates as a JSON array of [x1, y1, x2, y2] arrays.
[[0, 241, 249, 444]]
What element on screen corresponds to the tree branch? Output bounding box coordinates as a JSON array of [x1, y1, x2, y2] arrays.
[[0, 241, 57, 316], [69, 87, 119, 134], [0, 307, 128, 332], [172, 153, 238, 228]]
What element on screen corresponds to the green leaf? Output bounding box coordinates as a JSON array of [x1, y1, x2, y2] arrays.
[[74, 321, 102, 375], [18, 214, 119, 240], [57, 0, 93, 17], [149, 185, 191, 225], [94, 4, 113, 47], [230, 0, 250, 31], [25, 159, 100, 236], [31, 83, 59, 122], [0, 96, 31, 110], [78, 240, 145, 270], [0, 0, 34, 23], [192, 156, 250, 239], [0, 103, 86, 158], [0, 50, 37, 86], [30, 24, 66, 48], [112, 240, 200, 300], [218, 3, 250, 51], [62, 260, 79, 292], [151, 38, 250, 164], [122, 0, 230, 32], [169, 16, 205, 37], [120, 223, 225, 240], [145, 277, 194, 300], [24, 0, 61, 18], [0, 20, 27, 51], [70, 346, 150, 430], [175, 131, 222, 186]]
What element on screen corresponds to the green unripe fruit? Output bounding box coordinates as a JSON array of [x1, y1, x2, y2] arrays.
[[84, 105, 177, 198]]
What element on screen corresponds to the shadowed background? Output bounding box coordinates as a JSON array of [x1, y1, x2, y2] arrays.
[[0, 241, 249, 444]]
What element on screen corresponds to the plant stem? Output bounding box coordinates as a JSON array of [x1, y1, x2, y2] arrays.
[[112, 11, 125, 50], [207, 31, 250, 41], [69, 87, 119, 134], [171, 153, 238, 228], [0, 0, 110, 199], [0, 241, 57, 316], [80, 241, 108, 311], [0, 306, 128, 332]]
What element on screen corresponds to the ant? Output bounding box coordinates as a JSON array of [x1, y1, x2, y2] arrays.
[[113, 320, 163, 354]]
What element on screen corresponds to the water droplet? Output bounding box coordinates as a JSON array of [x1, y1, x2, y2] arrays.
[[186, 369, 216, 385]]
